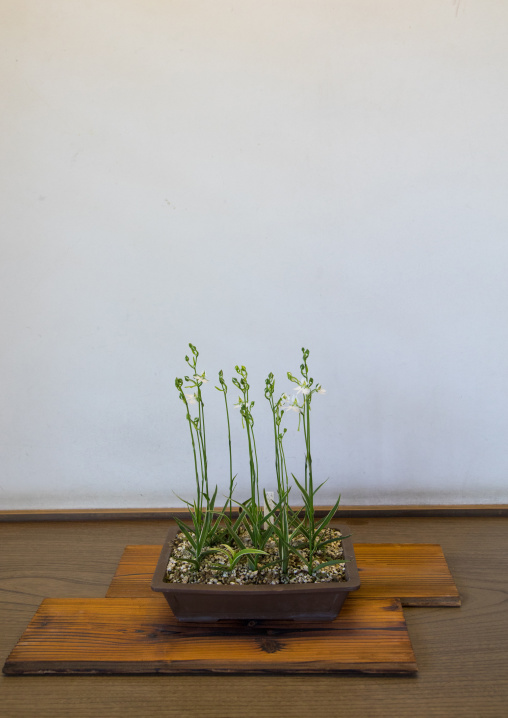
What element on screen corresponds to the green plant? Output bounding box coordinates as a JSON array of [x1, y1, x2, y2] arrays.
[[209, 543, 268, 573], [175, 343, 209, 514], [215, 369, 236, 517], [230, 364, 274, 569], [174, 344, 225, 569], [287, 348, 348, 576], [232, 365, 260, 511], [227, 492, 282, 570], [172, 343, 347, 581], [264, 373, 298, 577], [171, 488, 223, 571]]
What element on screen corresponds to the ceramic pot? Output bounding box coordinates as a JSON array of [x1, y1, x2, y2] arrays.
[[151, 523, 360, 622]]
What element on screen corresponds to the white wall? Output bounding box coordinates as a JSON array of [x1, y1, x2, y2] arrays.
[[1, 0, 507, 509]]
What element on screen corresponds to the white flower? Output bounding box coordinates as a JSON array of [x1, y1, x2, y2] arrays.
[[317, 387, 326, 395], [193, 372, 208, 384], [283, 397, 302, 413], [294, 382, 310, 395], [185, 393, 197, 405], [233, 398, 245, 410], [284, 403, 301, 413]]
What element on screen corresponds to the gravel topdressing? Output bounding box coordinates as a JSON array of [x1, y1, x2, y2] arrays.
[[166, 527, 347, 585]]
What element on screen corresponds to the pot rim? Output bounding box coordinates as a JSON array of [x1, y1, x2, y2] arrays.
[[151, 523, 360, 595]]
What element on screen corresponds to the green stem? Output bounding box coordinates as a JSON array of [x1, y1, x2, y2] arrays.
[[279, 437, 289, 495], [181, 396, 201, 514], [223, 391, 233, 515], [303, 396, 315, 555], [197, 391, 208, 497], [251, 424, 260, 508], [246, 421, 256, 508]]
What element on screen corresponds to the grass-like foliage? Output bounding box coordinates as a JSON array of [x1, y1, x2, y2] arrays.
[[173, 345, 346, 578], [208, 543, 268, 573]]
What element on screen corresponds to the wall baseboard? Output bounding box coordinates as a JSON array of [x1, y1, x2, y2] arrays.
[[1, 505, 507, 522]]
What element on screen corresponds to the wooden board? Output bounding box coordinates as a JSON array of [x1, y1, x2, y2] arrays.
[[3, 504, 507, 521], [355, 544, 461, 605], [106, 543, 461, 606], [3, 596, 417, 675]]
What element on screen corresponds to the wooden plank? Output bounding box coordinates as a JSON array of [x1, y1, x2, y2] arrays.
[[106, 545, 164, 598], [354, 544, 461, 606], [106, 543, 461, 606], [2, 516, 506, 717], [3, 596, 417, 675], [1, 504, 507, 521]]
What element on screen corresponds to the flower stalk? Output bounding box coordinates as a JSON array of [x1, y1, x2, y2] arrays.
[[173, 344, 346, 579]]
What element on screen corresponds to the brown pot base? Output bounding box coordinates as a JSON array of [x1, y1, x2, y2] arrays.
[[151, 524, 360, 622]]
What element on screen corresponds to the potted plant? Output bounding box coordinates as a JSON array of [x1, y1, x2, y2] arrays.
[[151, 345, 360, 621]]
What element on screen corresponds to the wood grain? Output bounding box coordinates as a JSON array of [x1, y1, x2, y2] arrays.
[[355, 543, 461, 605], [3, 596, 417, 675], [2, 504, 507, 521], [106, 543, 461, 606], [2, 517, 507, 718]]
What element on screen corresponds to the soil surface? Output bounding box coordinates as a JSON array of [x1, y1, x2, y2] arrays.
[[166, 527, 347, 585]]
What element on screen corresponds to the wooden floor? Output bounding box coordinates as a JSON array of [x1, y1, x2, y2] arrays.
[[1, 516, 507, 717]]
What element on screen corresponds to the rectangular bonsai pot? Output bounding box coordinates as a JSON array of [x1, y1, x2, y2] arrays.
[[151, 524, 360, 622]]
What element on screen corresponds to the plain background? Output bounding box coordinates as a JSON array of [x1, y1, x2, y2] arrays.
[[1, 0, 507, 509]]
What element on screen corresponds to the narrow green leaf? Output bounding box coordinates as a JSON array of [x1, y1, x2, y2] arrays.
[[315, 495, 341, 534], [315, 534, 350, 550], [312, 557, 348, 573], [173, 517, 197, 547]]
